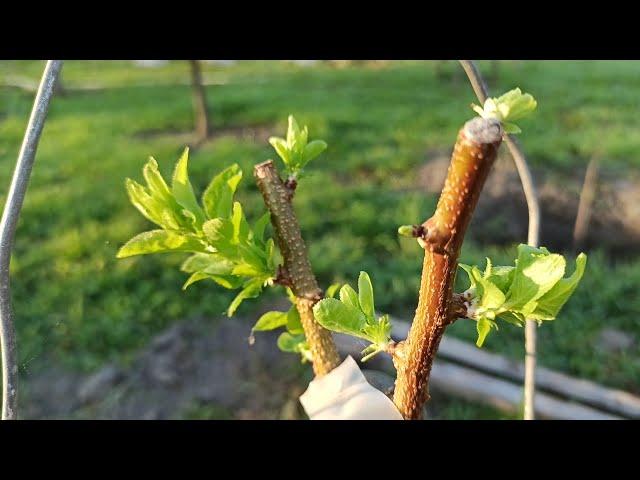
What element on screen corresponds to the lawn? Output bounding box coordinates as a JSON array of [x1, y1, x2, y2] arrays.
[[1, 60, 638, 418]]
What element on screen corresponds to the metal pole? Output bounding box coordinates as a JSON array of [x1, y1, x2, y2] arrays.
[[0, 60, 63, 420]]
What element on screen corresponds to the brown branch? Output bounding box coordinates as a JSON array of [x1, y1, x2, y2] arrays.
[[254, 160, 340, 376], [459, 60, 541, 420], [392, 117, 503, 419]]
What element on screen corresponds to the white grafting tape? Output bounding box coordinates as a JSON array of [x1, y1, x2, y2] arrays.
[[299, 356, 403, 420]]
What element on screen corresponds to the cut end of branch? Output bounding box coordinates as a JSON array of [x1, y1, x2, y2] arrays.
[[464, 117, 503, 144], [254, 159, 277, 179]]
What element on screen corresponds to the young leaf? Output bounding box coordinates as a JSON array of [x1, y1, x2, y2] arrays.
[[171, 147, 205, 226], [117, 230, 206, 258], [252, 311, 289, 332], [180, 253, 234, 276], [182, 271, 211, 290], [531, 253, 587, 320], [231, 202, 251, 244], [486, 266, 515, 293], [286, 306, 304, 335], [277, 332, 306, 353], [506, 245, 566, 311], [125, 178, 175, 229], [287, 115, 301, 148], [252, 212, 271, 245], [339, 284, 360, 310], [358, 271, 375, 320], [476, 317, 494, 347], [202, 163, 243, 219], [227, 278, 263, 316], [325, 283, 341, 299], [143, 157, 175, 204], [313, 298, 367, 338], [302, 140, 327, 165], [477, 277, 506, 310], [269, 137, 290, 165]]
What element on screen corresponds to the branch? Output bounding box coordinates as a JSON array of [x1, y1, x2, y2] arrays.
[[0, 60, 63, 420], [459, 60, 541, 420], [254, 160, 340, 376], [393, 117, 503, 419]]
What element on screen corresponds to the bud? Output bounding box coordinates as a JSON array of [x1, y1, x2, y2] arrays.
[[397, 225, 415, 237]]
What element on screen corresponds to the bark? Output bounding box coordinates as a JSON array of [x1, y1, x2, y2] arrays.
[[392, 117, 503, 419], [254, 160, 340, 376]]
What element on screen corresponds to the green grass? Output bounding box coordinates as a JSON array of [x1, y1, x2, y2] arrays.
[[1, 61, 639, 419]]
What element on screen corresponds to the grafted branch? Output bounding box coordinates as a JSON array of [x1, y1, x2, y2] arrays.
[[254, 160, 340, 376], [393, 117, 503, 419]]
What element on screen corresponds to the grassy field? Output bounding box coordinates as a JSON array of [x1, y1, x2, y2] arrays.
[[1, 60, 639, 418]]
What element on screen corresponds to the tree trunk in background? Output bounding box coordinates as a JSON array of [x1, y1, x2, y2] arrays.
[[188, 60, 211, 143], [573, 157, 599, 253]]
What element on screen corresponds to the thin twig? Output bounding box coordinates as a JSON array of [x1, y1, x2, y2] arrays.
[[459, 60, 541, 420], [0, 60, 63, 420]]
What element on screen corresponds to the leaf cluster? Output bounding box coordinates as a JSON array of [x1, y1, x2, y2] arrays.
[[459, 245, 587, 347], [117, 148, 276, 316], [268, 115, 327, 179], [313, 272, 392, 362]]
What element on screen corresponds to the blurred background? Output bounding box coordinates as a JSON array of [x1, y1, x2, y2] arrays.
[[0, 60, 638, 419]]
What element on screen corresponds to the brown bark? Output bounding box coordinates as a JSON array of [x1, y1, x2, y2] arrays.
[[188, 60, 211, 142], [254, 160, 340, 376], [393, 117, 503, 419]]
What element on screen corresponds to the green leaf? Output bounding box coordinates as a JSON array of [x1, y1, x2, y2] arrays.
[[476, 317, 494, 347], [202, 163, 243, 219], [339, 284, 360, 310], [231, 202, 251, 244], [252, 212, 271, 245], [486, 266, 515, 293], [227, 278, 263, 316], [358, 271, 375, 320], [143, 157, 174, 204], [477, 277, 506, 310], [125, 178, 177, 229], [459, 263, 480, 291], [497, 311, 526, 327], [277, 332, 306, 353], [286, 306, 304, 334], [287, 115, 301, 148], [202, 218, 236, 258], [252, 311, 288, 332], [531, 253, 587, 320], [208, 274, 244, 290], [313, 298, 367, 338], [180, 253, 234, 275], [502, 122, 522, 134], [117, 230, 205, 258], [171, 147, 205, 226], [506, 245, 566, 311], [269, 137, 290, 165], [325, 283, 341, 299], [362, 314, 392, 346], [302, 140, 327, 165], [182, 271, 211, 290]]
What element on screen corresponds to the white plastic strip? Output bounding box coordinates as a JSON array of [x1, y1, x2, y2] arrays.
[[299, 356, 403, 420]]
